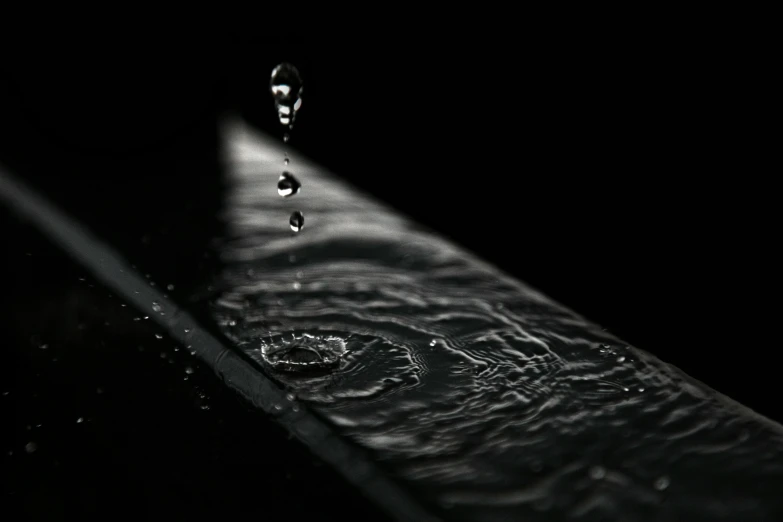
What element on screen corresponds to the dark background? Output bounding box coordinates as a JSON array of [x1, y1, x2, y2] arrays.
[[0, 38, 776, 419]]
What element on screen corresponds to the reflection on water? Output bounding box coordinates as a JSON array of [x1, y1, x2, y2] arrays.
[[213, 123, 783, 521]]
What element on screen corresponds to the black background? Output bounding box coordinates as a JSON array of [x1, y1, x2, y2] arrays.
[[0, 36, 777, 422]]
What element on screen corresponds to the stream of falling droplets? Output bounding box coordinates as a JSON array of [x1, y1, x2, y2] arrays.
[[262, 63, 345, 373], [270, 63, 304, 234]]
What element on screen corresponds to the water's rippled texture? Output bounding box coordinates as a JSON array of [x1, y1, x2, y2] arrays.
[[214, 125, 783, 521]]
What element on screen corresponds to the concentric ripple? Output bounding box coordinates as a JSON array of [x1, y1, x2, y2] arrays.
[[208, 124, 783, 522]]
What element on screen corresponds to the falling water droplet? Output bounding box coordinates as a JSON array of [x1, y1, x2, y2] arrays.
[[152, 302, 162, 313], [284, 157, 290, 166], [283, 133, 290, 143], [155, 334, 163, 340], [290, 211, 304, 232], [277, 172, 302, 197], [617, 356, 626, 363], [654, 476, 670, 491], [184, 328, 191, 334], [270, 63, 303, 127], [76, 417, 83, 424]]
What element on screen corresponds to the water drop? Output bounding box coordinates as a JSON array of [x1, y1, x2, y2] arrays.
[[283, 133, 290, 143], [270, 63, 303, 127], [76, 417, 83, 424], [617, 356, 626, 363], [185, 367, 194, 375], [654, 476, 670, 491], [25, 442, 37, 453], [292, 282, 302, 291], [155, 334, 163, 340], [277, 172, 302, 197], [151, 301, 162, 313], [286, 393, 295, 401], [289, 211, 304, 232], [284, 157, 290, 166], [589, 466, 606, 480], [638, 386, 646, 393]]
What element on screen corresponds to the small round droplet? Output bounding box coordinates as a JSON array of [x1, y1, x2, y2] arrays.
[[286, 393, 295, 401], [292, 282, 302, 291], [76, 417, 83, 424], [277, 172, 302, 197], [589, 466, 606, 480], [155, 334, 163, 340], [289, 211, 304, 233], [167, 284, 175, 291], [184, 328, 191, 334], [617, 356, 626, 363], [185, 367, 194, 375], [283, 133, 290, 143], [152, 301, 162, 313], [654, 476, 670, 491], [637, 386, 646, 393], [270, 63, 303, 127], [25, 442, 37, 453], [274, 404, 283, 411]]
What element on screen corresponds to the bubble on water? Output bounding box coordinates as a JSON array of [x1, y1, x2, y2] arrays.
[[286, 393, 296, 401], [277, 172, 302, 197], [25, 442, 37, 453], [654, 476, 670, 491], [290, 211, 304, 232], [589, 466, 606, 480], [270, 63, 303, 127], [261, 333, 346, 373], [167, 284, 175, 291], [152, 301, 162, 313], [638, 386, 646, 393], [274, 404, 283, 411]]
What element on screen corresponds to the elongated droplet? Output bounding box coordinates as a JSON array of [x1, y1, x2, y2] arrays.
[[270, 63, 303, 127], [289, 211, 304, 233], [277, 172, 302, 197]]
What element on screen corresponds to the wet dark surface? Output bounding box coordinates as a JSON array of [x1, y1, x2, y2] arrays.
[[0, 161, 391, 521], [212, 125, 783, 521]]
